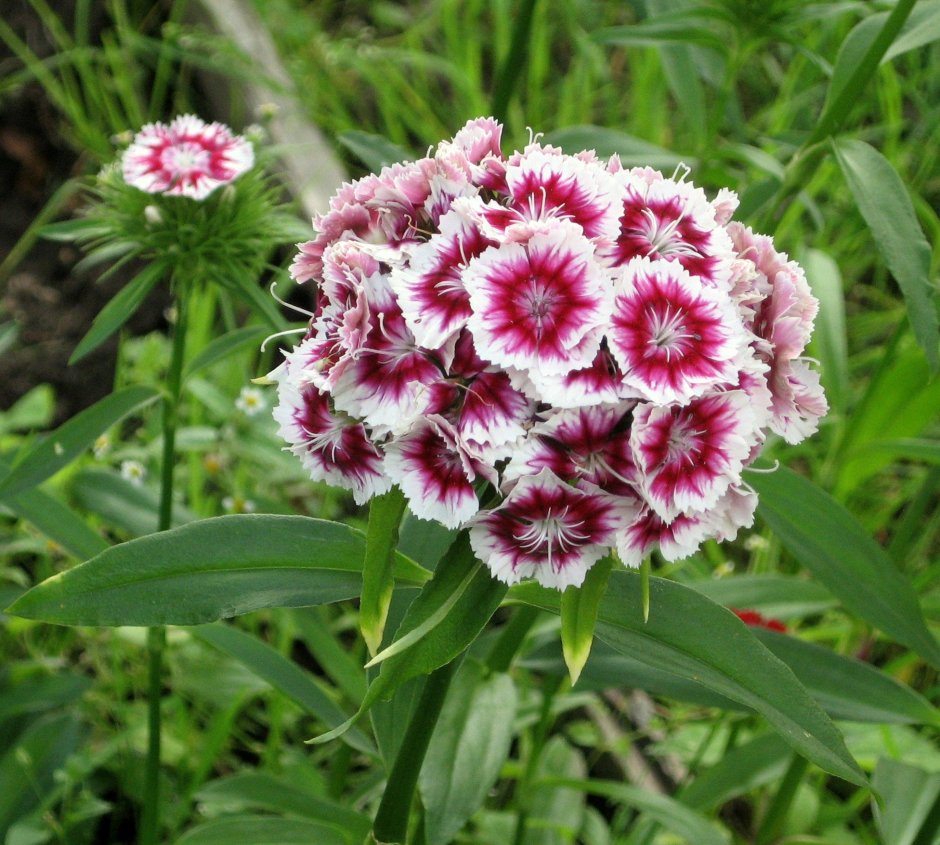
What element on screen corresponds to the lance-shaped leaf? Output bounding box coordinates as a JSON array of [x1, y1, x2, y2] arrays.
[[195, 773, 371, 843], [419, 661, 518, 845], [539, 778, 730, 845], [6, 515, 429, 626], [360, 488, 407, 655], [512, 572, 865, 785], [560, 556, 612, 684], [311, 532, 507, 745], [0, 456, 108, 561], [69, 261, 167, 364], [833, 138, 938, 373], [0, 385, 161, 500], [183, 325, 268, 380], [193, 624, 376, 756], [750, 465, 940, 670], [176, 816, 347, 845]]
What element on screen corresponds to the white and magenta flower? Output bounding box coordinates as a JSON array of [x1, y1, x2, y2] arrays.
[[122, 114, 254, 200], [470, 469, 623, 588], [383, 416, 488, 528], [269, 117, 827, 591], [608, 257, 744, 405], [601, 171, 734, 289], [631, 392, 758, 519], [464, 221, 612, 376]]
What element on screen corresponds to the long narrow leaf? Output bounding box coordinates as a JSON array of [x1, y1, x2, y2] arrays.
[[833, 138, 938, 373], [513, 572, 865, 785], [311, 533, 507, 745], [0, 456, 108, 560], [751, 466, 940, 669], [69, 261, 166, 364], [193, 624, 376, 756], [0, 385, 161, 499], [6, 515, 429, 626]]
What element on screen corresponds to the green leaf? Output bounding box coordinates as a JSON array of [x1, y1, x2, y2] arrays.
[[182, 325, 267, 380], [291, 608, 367, 702], [70, 467, 196, 536], [593, 18, 727, 52], [833, 138, 938, 372], [0, 384, 55, 435], [69, 262, 166, 364], [0, 385, 161, 500], [398, 510, 456, 571], [6, 515, 429, 626], [802, 248, 849, 412], [195, 773, 370, 843], [540, 778, 730, 845], [836, 347, 940, 495], [866, 437, 940, 464], [872, 758, 940, 845], [884, 0, 940, 61], [750, 465, 940, 670], [360, 488, 407, 655], [176, 816, 347, 845], [689, 574, 837, 619], [0, 714, 84, 837], [0, 673, 92, 721], [312, 533, 507, 744], [0, 456, 108, 560], [810, 0, 919, 145], [679, 733, 792, 811], [192, 624, 375, 756], [543, 125, 689, 170], [419, 661, 518, 845], [560, 557, 612, 685], [754, 629, 940, 726], [513, 572, 866, 785], [522, 638, 738, 709], [337, 130, 412, 171]]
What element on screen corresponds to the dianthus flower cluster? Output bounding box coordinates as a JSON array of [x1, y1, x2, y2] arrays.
[[272, 117, 826, 590]]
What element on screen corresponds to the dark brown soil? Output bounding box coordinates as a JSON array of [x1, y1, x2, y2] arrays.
[[0, 1, 170, 424]]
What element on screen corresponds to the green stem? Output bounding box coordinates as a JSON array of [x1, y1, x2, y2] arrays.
[[372, 659, 460, 844], [755, 753, 809, 845], [141, 288, 190, 845]]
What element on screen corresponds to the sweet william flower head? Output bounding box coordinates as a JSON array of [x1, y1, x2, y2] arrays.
[[270, 117, 828, 590], [122, 114, 254, 200]]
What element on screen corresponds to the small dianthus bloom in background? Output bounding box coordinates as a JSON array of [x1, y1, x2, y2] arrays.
[[122, 114, 254, 200], [235, 386, 267, 417], [732, 608, 788, 633], [120, 460, 147, 486], [270, 117, 827, 590]]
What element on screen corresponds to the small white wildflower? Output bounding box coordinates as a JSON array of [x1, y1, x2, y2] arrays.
[[235, 386, 267, 417], [222, 495, 256, 514], [120, 460, 147, 486], [93, 434, 111, 459]]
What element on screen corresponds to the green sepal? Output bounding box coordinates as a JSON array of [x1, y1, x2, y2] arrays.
[[560, 556, 613, 685], [360, 488, 408, 655]]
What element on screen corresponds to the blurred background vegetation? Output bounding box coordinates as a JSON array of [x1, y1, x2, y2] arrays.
[[0, 1, 938, 843]]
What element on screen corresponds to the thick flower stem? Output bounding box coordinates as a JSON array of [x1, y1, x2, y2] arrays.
[[372, 659, 460, 844], [141, 288, 190, 845]]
